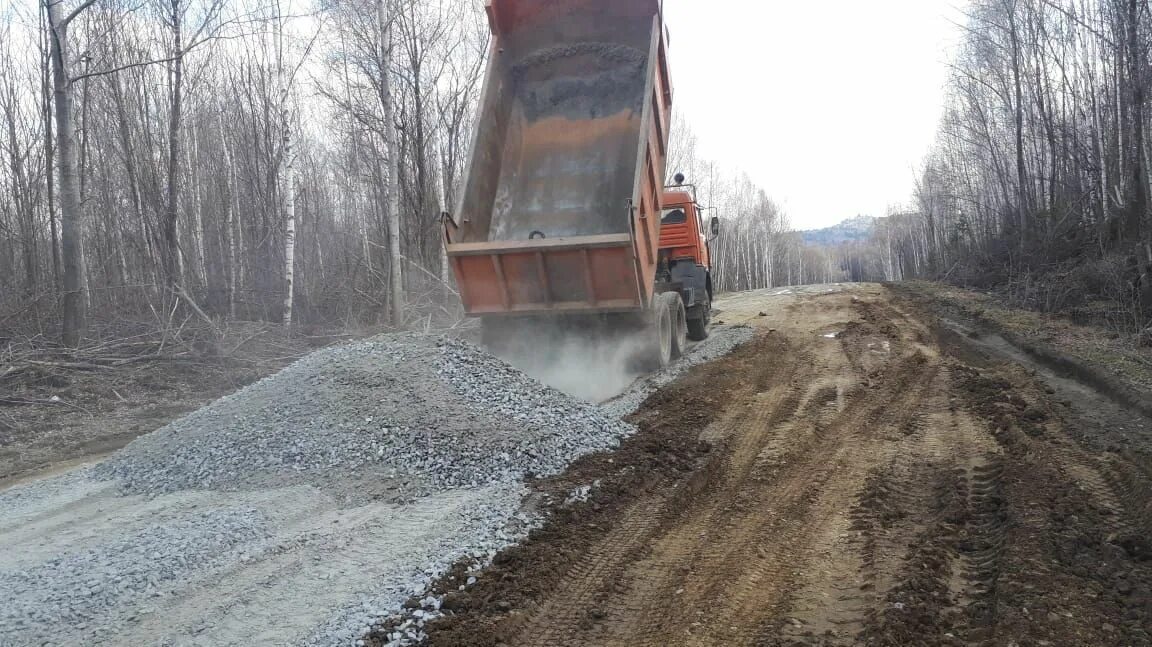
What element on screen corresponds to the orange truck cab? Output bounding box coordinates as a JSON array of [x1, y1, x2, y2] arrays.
[[658, 181, 717, 340]]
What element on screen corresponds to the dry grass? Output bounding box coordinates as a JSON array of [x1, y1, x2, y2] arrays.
[[904, 280, 1152, 391]]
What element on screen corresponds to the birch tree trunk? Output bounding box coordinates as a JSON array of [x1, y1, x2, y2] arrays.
[[46, 0, 91, 347], [276, 11, 297, 327], [190, 118, 207, 290], [164, 0, 185, 289], [378, 0, 404, 327], [282, 151, 296, 326], [219, 108, 237, 318]]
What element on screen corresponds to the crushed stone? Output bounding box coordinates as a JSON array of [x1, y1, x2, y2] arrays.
[[0, 478, 532, 647], [93, 334, 633, 502], [0, 504, 269, 644]]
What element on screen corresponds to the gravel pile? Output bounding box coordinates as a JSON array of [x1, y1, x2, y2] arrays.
[[94, 334, 633, 501]]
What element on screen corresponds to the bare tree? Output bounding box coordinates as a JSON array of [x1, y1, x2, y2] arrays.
[[275, 2, 297, 327], [0, 0, 811, 344], [378, 0, 403, 327], [45, 0, 95, 346]]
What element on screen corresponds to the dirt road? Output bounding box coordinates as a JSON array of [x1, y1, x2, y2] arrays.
[[416, 284, 1152, 647]]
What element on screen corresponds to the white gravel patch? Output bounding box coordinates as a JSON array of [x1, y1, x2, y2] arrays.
[[0, 477, 532, 647], [1, 503, 269, 643]]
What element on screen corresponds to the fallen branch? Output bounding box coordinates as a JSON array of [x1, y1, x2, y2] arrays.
[[19, 353, 196, 372], [0, 398, 44, 406], [23, 359, 111, 371], [226, 328, 268, 356], [174, 285, 220, 338], [0, 397, 92, 415], [156, 298, 180, 355]]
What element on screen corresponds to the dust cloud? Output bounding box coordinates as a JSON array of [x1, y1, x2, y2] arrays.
[[489, 328, 647, 403]]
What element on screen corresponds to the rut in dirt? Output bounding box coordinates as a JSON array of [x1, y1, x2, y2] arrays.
[[415, 286, 1152, 647]]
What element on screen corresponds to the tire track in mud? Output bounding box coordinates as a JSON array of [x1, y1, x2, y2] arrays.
[[516, 346, 814, 647], [493, 292, 944, 647], [615, 301, 945, 647], [1103, 457, 1152, 548], [416, 285, 1152, 647], [520, 496, 668, 647], [905, 289, 1152, 646], [765, 359, 1008, 647]]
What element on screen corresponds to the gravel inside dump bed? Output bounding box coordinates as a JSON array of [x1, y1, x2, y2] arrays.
[[94, 334, 633, 501]]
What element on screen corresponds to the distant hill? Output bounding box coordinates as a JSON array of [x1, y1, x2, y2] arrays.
[[801, 215, 877, 246]]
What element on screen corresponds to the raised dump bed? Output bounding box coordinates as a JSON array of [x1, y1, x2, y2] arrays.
[[444, 0, 671, 317]]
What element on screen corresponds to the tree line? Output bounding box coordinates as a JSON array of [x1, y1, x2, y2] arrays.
[[666, 114, 847, 293], [1, 0, 486, 346], [1, 0, 826, 350], [847, 0, 1152, 330]]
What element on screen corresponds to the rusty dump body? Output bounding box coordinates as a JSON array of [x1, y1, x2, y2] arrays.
[[444, 0, 672, 317]]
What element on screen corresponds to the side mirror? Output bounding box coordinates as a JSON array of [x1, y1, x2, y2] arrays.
[[710, 216, 720, 236]]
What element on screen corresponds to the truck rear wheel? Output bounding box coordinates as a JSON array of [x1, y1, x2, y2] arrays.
[[633, 298, 673, 373], [660, 291, 688, 359], [687, 294, 711, 341]]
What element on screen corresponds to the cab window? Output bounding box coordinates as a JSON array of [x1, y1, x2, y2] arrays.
[[661, 208, 687, 224]]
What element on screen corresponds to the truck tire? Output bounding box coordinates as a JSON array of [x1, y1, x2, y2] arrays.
[[634, 298, 673, 373], [660, 291, 688, 359], [687, 295, 711, 341]]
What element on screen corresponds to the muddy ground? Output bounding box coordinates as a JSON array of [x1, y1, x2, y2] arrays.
[[410, 283, 1152, 647], [0, 328, 361, 488]]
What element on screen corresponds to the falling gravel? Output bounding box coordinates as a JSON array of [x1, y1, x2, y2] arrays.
[[602, 324, 756, 418], [94, 333, 633, 502]]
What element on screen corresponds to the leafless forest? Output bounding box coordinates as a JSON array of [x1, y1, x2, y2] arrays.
[[13, 0, 1147, 350], [0, 0, 828, 350], [846, 0, 1152, 333], [1, 0, 489, 345]]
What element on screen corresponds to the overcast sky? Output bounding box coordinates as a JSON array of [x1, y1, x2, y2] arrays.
[[662, 0, 969, 230]]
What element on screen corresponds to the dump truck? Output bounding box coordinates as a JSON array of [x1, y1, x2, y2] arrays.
[[443, 0, 717, 369]]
